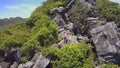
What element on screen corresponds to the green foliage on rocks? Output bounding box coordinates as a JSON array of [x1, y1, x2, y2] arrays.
[[42, 43, 95, 68], [68, 5, 88, 23], [97, 0, 120, 26], [0, 0, 120, 67], [0, 0, 62, 62], [101, 63, 119, 68]]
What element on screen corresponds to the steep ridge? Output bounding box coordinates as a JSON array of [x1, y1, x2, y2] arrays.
[[50, 0, 120, 66], [0, 0, 120, 68]]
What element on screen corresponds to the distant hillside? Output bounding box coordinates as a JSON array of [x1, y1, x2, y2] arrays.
[[0, 17, 24, 28]]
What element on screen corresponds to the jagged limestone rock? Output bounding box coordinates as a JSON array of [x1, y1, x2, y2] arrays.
[[18, 62, 34, 68], [31, 53, 40, 63], [4, 47, 20, 63], [10, 62, 18, 68], [32, 55, 50, 68], [0, 62, 9, 68], [90, 22, 120, 64]]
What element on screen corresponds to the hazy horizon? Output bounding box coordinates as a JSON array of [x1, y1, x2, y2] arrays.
[[0, 0, 46, 19]]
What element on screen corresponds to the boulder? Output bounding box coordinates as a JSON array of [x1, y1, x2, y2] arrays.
[[77, 35, 89, 43], [67, 22, 73, 30], [0, 62, 9, 68], [18, 61, 34, 68], [18, 64, 23, 68], [52, 13, 66, 28], [4, 47, 20, 63], [24, 61, 34, 68], [90, 22, 120, 64], [31, 52, 40, 63], [32, 55, 50, 68], [67, 35, 79, 44], [10, 62, 18, 68]]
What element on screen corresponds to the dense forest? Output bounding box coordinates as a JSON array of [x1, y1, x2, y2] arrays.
[[0, 0, 120, 68]]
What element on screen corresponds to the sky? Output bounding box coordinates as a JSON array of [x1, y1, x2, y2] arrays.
[[109, 0, 120, 3], [0, 0, 46, 19], [0, 0, 120, 19]]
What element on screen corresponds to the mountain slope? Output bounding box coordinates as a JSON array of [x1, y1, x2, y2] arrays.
[[0, 0, 120, 68]]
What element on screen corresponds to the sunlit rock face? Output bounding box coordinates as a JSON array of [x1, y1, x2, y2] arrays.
[[90, 22, 120, 64]]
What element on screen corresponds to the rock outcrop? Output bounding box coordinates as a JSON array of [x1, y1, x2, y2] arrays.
[[50, 0, 80, 47], [4, 47, 20, 64], [0, 52, 50, 68], [1, 0, 120, 67], [0, 62, 9, 68], [18, 62, 34, 68], [90, 22, 120, 64], [51, 0, 120, 65], [32, 54, 50, 68]]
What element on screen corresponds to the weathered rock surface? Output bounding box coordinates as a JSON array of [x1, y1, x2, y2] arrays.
[[31, 53, 40, 63], [0, 62, 9, 68], [10, 62, 18, 68], [4, 47, 20, 63], [1, 0, 120, 67], [18, 64, 23, 68], [16, 62, 34, 68], [90, 22, 120, 64], [33, 55, 50, 68]]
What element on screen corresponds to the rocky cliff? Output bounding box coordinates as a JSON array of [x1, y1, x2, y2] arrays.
[[50, 0, 120, 66], [0, 0, 120, 68]]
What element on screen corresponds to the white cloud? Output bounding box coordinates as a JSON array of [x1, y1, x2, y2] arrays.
[[109, 0, 120, 4], [6, 4, 38, 12], [6, 6, 19, 10]]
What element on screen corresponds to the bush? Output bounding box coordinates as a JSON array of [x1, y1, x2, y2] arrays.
[[21, 39, 39, 62], [68, 5, 88, 24], [101, 63, 119, 68], [0, 25, 30, 50], [97, 0, 120, 26], [42, 43, 95, 68]]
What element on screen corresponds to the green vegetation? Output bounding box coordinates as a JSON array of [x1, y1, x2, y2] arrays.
[[101, 63, 119, 68], [0, 0, 120, 67], [68, 5, 88, 35], [97, 0, 120, 26], [68, 5, 88, 23], [42, 43, 95, 68], [0, 0, 64, 62]]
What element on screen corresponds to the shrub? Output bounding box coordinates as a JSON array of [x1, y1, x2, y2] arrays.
[[101, 63, 119, 68], [97, 0, 120, 26], [42, 43, 95, 68], [68, 5, 88, 24], [21, 39, 39, 62]]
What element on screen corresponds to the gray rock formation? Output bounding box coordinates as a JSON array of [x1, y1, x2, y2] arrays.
[[10, 62, 18, 68], [50, 0, 80, 47], [32, 54, 50, 68], [4, 47, 20, 63], [31, 53, 40, 63], [90, 22, 120, 64], [18, 61, 34, 68], [0, 62, 9, 68], [18, 64, 23, 68]]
